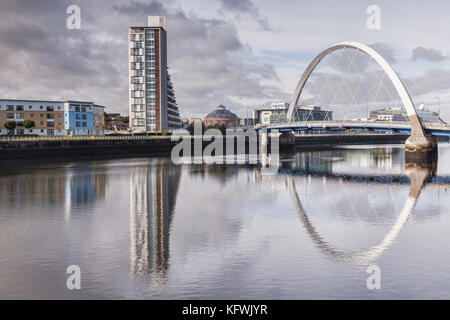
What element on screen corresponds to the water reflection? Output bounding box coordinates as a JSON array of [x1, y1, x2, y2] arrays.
[[1, 145, 450, 299], [0, 163, 108, 216], [129, 160, 181, 282], [288, 164, 433, 265], [255, 146, 448, 266]]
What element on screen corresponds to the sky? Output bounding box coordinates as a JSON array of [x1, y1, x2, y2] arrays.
[[1, 0, 450, 120]]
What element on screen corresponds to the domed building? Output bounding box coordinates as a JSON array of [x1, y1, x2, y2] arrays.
[[203, 105, 240, 128]]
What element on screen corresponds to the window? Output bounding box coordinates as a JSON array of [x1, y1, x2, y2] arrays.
[[58, 114, 62, 118], [131, 48, 141, 56], [16, 113, 24, 119], [47, 122, 54, 127], [29, 105, 32, 109], [16, 105, 24, 111], [132, 76, 143, 84], [75, 106, 80, 112], [40, 106, 43, 109], [58, 122, 61, 126], [82, 122, 87, 127], [47, 129, 54, 136], [47, 114, 54, 119], [7, 105, 14, 111], [76, 122, 81, 127], [46, 106, 54, 111], [17, 129, 24, 135], [40, 113, 44, 118], [16, 122, 24, 127], [82, 114, 87, 120], [7, 113, 14, 119], [76, 114, 81, 120], [40, 121, 44, 125], [30, 113, 34, 117]]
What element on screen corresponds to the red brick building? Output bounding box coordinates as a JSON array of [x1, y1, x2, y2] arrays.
[[203, 105, 240, 128]]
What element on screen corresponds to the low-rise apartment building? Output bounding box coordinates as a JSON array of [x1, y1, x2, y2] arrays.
[[0, 99, 105, 136]]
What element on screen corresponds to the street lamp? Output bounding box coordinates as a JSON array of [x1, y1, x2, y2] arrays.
[[435, 96, 440, 115]]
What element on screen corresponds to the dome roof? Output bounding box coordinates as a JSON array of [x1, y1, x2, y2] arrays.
[[204, 105, 239, 119]]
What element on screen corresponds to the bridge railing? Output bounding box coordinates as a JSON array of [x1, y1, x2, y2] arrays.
[[264, 120, 450, 130], [0, 135, 176, 142]]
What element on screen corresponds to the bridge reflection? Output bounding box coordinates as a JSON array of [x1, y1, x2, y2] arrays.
[[289, 164, 433, 265], [259, 147, 450, 265]]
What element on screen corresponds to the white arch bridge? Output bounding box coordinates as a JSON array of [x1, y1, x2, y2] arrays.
[[258, 42, 450, 152]]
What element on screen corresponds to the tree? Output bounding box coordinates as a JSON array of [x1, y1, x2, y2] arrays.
[[104, 112, 112, 123], [205, 123, 227, 135], [23, 120, 35, 130], [188, 122, 205, 135], [4, 121, 16, 135]]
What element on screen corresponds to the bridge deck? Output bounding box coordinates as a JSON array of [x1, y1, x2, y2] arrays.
[[259, 120, 450, 136]]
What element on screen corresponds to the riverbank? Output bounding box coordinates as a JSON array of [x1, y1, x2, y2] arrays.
[[0, 135, 259, 163], [0, 133, 438, 163], [0, 136, 177, 163]]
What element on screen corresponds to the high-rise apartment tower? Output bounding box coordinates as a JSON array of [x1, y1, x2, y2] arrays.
[[129, 16, 181, 133]]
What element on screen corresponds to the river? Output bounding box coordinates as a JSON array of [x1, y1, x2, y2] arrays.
[[0, 144, 449, 299]]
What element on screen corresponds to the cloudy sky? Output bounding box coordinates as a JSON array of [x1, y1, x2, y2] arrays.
[[1, 0, 450, 120]]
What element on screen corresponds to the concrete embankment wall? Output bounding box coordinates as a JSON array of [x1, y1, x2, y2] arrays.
[[290, 134, 409, 148], [0, 134, 411, 162], [0, 138, 178, 162], [0, 136, 259, 162]]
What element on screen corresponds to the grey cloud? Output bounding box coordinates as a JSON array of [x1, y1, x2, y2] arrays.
[[412, 46, 448, 63], [0, 0, 127, 107], [114, 0, 167, 16], [218, 0, 272, 31], [402, 69, 450, 121], [116, 1, 283, 117], [0, 0, 285, 117], [369, 43, 397, 64], [404, 69, 450, 96]]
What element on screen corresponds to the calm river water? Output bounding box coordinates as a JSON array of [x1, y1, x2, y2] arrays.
[[1, 144, 450, 299]]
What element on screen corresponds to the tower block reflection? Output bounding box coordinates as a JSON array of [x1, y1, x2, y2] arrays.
[[129, 161, 181, 279]]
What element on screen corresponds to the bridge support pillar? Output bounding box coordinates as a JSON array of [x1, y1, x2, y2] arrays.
[[405, 114, 435, 153], [279, 132, 295, 149]]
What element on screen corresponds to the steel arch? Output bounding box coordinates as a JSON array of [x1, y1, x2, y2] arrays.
[[287, 41, 419, 123]]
